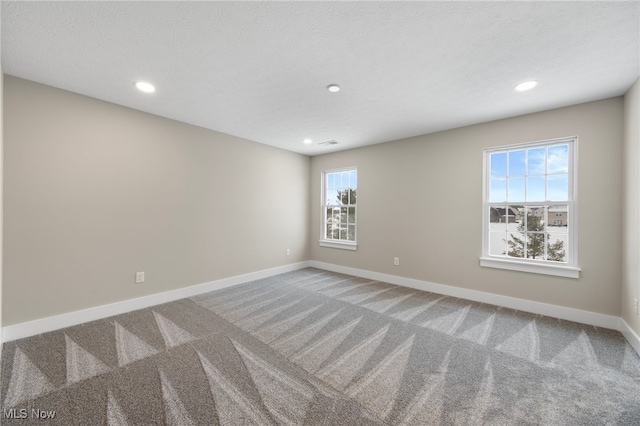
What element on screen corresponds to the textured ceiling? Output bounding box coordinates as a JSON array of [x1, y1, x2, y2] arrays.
[[2, 1, 639, 155]]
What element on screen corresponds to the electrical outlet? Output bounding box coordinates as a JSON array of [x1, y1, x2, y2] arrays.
[[394, 257, 400, 266], [635, 298, 638, 316], [135, 272, 145, 284], [286, 249, 291, 256]]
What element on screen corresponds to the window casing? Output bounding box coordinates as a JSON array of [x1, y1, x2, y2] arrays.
[[481, 137, 580, 278], [320, 168, 357, 250]]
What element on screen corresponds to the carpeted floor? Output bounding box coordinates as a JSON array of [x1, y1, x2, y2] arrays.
[[2, 268, 640, 425]]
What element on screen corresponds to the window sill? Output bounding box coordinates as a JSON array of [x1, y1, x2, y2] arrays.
[[479, 257, 580, 279], [319, 240, 358, 251]]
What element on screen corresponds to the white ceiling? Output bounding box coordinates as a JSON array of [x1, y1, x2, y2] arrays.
[[2, 1, 639, 156]]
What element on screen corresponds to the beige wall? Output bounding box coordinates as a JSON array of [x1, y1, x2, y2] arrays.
[[0, 69, 4, 343], [623, 77, 640, 334], [3, 76, 310, 325], [311, 98, 623, 316], [2, 74, 632, 327]]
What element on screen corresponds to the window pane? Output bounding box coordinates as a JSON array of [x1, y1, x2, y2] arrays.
[[525, 206, 545, 234], [339, 224, 347, 240], [509, 205, 524, 225], [548, 145, 569, 173], [491, 152, 507, 178], [548, 205, 568, 231], [521, 206, 545, 260], [508, 150, 525, 176], [328, 223, 339, 240], [350, 170, 357, 188], [489, 231, 507, 256], [526, 232, 546, 260], [527, 147, 546, 175], [348, 207, 356, 224], [340, 207, 347, 223], [505, 205, 524, 258], [508, 177, 525, 202], [489, 206, 507, 229], [548, 175, 568, 201], [348, 189, 357, 205], [331, 207, 340, 223], [342, 190, 352, 205], [326, 189, 339, 205], [490, 178, 507, 202], [527, 176, 545, 201], [327, 173, 335, 190], [341, 172, 349, 189], [506, 228, 525, 258], [348, 224, 356, 241], [547, 232, 568, 262]]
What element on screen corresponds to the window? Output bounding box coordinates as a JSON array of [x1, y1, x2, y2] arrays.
[[481, 137, 580, 278], [320, 168, 357, 250]]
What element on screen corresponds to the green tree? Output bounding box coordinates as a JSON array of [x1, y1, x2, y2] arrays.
[[506, 214, 565, 261], [336, 189, 356, 205]]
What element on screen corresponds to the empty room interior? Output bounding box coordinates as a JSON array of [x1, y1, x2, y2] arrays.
[[1, 1, 640, 425]]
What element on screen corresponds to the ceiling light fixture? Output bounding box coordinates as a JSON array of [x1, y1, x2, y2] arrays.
[[514, 80, 538, 92], [303, 139, 313, 145], [327, 84, 340, 93], [135, 81, 156, 93]]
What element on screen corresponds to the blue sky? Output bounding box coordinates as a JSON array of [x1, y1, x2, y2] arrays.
[[490, 144, 569, 202], [326, 170, 357, 205], [327, 170, 357, 190]]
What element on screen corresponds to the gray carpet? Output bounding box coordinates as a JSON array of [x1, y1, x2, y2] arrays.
[[2, 268, 640, 425]]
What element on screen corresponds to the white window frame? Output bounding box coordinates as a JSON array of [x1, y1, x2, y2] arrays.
[[319, 167, 357, 251], [480, 137, 580, 278]]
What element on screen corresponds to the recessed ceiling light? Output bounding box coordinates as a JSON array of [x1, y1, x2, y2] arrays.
[[303, 139, 313, 145], [135, 81, 156, 93], [327, 84, 340, 93], [514, 81, 538, 92]]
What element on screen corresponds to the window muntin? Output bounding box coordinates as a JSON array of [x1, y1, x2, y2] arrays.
[[322, 168, 357, 244], [483, 138, 577, 274]]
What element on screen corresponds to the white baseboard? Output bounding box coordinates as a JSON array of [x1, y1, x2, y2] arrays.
[[620, 318, 640, 357], [309, 261, 621, 331], [2, 261, 310, 342], [5, 260, 638, 358]]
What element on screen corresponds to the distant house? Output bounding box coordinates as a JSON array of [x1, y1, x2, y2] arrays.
[[548, 206, 568, 226], [528, 207, 545, 220], [490, 207, 519, 223]]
